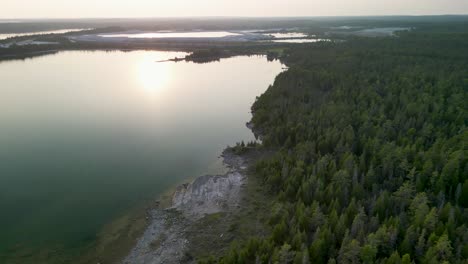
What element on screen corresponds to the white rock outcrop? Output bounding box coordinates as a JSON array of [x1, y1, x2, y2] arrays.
[[172, 171, 244, 219]]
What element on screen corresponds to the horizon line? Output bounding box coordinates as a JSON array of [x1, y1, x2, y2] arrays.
[[1, 14, 468, 20]]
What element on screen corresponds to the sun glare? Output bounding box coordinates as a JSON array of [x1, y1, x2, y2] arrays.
[[137, 58, 172, 94]]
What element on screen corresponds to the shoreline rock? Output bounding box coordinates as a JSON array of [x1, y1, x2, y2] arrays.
[[122, 149, 248, 264]]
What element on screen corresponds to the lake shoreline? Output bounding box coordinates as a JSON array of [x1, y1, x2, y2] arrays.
[[74, 148, 247, 264], [120, 147, 251, 263], [78, 122, 273, 263]]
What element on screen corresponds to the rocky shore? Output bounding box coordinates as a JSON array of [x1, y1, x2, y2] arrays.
[[122, 149, 249, 264]]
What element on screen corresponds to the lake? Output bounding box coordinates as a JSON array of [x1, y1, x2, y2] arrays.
[[266, 32, 308, 38], [99, 31, 240, 39], [0, 29, 90, 40], [0, 50, 283, 262], [271, 38, 330, 43]]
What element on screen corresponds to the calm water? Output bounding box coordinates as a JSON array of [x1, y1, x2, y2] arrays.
[[272, 38, 330, 43], [0, 50, 283, 260], [100, 31, 240, 39], [267, 32, 308, 38], [0, 29, 89, 40]]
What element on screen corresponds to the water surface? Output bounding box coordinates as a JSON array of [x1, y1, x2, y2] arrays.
[[267, 32, 308, 38], [100, 31, 240, 39], [0, 29, 89, 40], [271, 38, 330, 43], [0, 50, 283, 261]]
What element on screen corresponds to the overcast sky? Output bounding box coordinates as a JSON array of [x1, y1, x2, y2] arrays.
[[1, 0, 468, 18]]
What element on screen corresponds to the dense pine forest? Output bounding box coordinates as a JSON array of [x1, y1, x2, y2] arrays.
[[203, 24, 468, 263]]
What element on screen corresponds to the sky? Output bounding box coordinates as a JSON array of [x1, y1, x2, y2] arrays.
[[1, 0, 468, 18]]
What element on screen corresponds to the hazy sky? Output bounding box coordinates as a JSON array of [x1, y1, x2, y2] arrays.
[[1, 0, 468, 18]]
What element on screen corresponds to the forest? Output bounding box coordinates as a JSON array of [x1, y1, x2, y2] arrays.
[[202, 23, 468, 263]]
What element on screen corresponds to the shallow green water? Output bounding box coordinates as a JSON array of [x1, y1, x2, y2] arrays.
[[0, 51, 283, 261]]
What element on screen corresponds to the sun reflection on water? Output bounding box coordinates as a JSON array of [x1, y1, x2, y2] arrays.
[[136, 58, 172, 94]]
